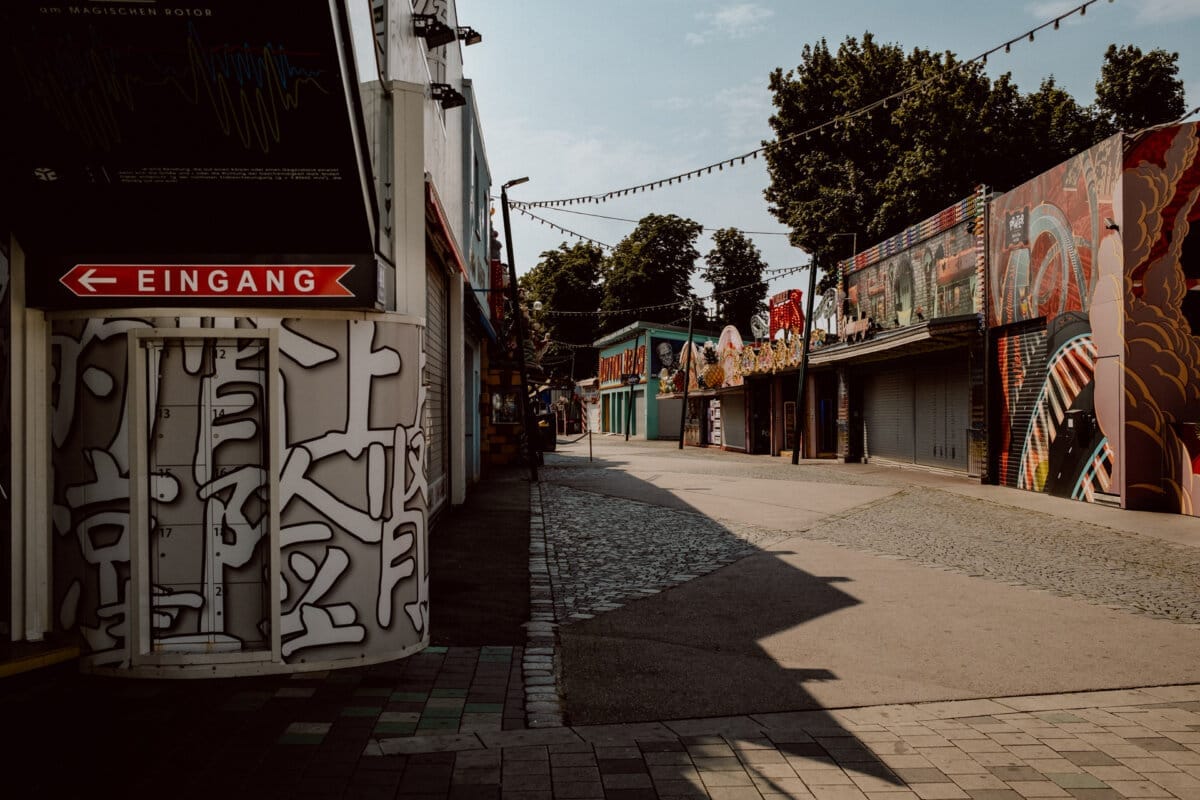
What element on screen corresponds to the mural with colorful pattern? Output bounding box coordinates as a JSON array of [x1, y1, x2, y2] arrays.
[[1117, 122, 1200, 514], [989, 134, 1121, 502], [991, 124, 1200, 515]]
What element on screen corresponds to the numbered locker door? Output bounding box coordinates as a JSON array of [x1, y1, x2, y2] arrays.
[[145, 337, 271, 655]]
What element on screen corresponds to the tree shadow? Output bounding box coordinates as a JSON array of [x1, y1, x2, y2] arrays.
[[540, 445, 907, 790]]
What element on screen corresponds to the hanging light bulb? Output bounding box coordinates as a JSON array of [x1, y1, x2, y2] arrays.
[[1053, 17, 1060, 29], [1005, 42, 1011, 53], [1028, 31, 1034, 42]]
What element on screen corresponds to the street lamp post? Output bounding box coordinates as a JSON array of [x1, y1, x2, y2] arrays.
[[500, 177, 539, 483]]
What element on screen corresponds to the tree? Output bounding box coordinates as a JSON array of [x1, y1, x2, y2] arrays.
[[702, 228, 767, 333], [764, 33, 1109, 289], [600, 214, 703, 334], [519, 242, 605, 380], [1095, 45, 1186, 133]]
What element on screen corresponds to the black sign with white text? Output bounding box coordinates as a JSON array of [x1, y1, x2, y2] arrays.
[[1, 0, 381, 309]]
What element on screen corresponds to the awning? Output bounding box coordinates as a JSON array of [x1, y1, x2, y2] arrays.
[[807, 314, 981, 367], [426, 178, 496, 342]]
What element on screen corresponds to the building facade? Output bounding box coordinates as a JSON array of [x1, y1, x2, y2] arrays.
[[596, 323, 707, 440], [1, 0, 495, 674], [988, 125, 1200, 516]]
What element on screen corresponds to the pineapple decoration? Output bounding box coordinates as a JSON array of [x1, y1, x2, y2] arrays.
[[700, 341, 724, 389]]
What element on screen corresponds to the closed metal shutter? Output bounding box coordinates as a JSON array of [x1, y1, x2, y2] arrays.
[[426, 263, 450, 514], [996, 326, 1049, 489], [914, 355, 969, 471], [863, 367, 913, 462]]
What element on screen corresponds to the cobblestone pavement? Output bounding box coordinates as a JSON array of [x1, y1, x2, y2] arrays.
[[788, 488, 1200, 626], [539, 445, 1200, 628], [539, 482, 792, 624]]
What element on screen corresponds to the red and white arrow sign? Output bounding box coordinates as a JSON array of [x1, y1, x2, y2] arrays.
[[59, 264, 354, 298]]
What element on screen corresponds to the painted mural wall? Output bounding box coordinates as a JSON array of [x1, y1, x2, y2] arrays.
[[1118, 122, 1200, 514], [989, 134, 1122, 502], [51, 315, 428, 669], [841, 193, 985, 341]]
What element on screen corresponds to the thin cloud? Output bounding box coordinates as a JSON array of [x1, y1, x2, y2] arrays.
[[713, 81, 772, 142], [1133, 0, 1200, 24], [1028, 0, 1200, 25], [687, 3, 775, 46]]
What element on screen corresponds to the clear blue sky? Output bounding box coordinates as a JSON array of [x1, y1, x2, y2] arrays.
[[459, 0, 1199, 305]]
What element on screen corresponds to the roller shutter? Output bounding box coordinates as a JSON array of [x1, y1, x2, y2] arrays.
[[426, 263, 450, 514], [995, 326, 1049, 489], [914, 358, 970, 471], [863, 367, 913, 462]]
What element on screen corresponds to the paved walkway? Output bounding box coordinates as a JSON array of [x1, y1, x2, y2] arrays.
[[5, 437, 1200, 799]]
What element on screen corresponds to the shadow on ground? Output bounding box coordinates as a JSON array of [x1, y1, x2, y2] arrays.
[[542, 444, 905, 788]]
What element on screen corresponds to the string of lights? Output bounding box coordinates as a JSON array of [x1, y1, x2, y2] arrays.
[[505, 201, 791, 237], [539, 263, 810, 318], [515, 0, 1109, 209], [510, 205, 613, 249]]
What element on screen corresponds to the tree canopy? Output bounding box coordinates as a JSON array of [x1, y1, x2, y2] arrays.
[[1095, 44, 1186, 133], [519, 242, 605, 380], [764, 34, 1188, 286], [599, 214, 703, 334], [702, 228, 768, 333]]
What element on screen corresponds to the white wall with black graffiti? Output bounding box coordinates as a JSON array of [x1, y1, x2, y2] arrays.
[[51, 314, 428, 671]]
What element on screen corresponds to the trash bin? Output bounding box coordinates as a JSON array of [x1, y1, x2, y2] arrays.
[[535, 412, 557, 451]]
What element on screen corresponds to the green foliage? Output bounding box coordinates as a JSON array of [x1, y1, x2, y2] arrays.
[[702, 228, 767, 332], [520, 242, 604, 379], [1095, 45, 1186, 133], [763, 32, 1150, 287], [600, 214, 703, 334]]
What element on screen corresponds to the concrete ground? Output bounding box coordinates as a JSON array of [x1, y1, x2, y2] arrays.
[[3, 435, 1199, 799], [545, 437, 1200, 725]]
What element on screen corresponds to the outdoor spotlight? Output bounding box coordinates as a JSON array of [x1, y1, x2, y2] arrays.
[[413, 14, 457, 49], [457, 26, 483, 46], [431, 83, 466, 110]]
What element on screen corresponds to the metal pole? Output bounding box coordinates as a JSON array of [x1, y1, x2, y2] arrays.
[[677, 300, 696, 449], [501, 180, 539, 483], [791, 259, 819, 465]]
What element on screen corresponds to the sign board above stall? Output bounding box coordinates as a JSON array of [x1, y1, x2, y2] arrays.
[[1, 0, 382, 310]]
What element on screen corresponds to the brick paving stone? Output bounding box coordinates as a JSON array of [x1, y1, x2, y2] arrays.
[[600, 773, 654, 789], [1063, 753, 1122, 767], [551, 781, 605, 799], [504, 760, 553, 776], [1046, 774, 1109, 790], [1103, 781, 1173, 797], [966, 791, 1024, 800], [1002, 782, 1071, 797], [809, 785, 870, 800], [895, 769, 953, 783], [911, 785, 970, 800]]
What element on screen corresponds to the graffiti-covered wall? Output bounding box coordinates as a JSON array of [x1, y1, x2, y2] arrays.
[[841, 193, 985, 340], [989, 133, 1125, 504], [1118, 123, 1200, 514], [52, 315, 428, 670]]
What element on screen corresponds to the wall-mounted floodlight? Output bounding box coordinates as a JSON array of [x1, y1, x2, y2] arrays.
[[431, 83, 466, 110], [413, 14, 456, 49], [457, 26, 483, 46]]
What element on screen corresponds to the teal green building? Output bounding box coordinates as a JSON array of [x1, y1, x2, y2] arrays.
[[593, 322, 713, 439]]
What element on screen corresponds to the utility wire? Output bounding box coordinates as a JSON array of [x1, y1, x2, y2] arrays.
[[517, 0, 1109, 209], [540, 263, 811, 317], [511, 205, 613, 249], [506, 201, 791, 237]]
